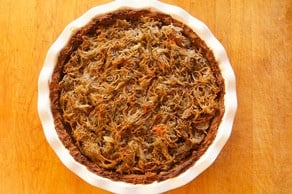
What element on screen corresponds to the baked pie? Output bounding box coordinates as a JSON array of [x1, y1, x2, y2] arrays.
[[49, 9, 225, 184]]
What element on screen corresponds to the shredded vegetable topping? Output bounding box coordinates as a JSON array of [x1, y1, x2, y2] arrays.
[[57, 12, 224, 178]]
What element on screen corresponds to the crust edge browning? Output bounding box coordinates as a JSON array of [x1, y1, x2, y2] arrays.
[[49, 9, 225, 184]]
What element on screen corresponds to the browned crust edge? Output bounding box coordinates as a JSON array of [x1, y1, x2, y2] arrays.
[[49, 9, 225, 184]]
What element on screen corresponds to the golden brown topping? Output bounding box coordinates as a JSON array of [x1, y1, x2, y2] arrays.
[[58, 14, 223, 176]]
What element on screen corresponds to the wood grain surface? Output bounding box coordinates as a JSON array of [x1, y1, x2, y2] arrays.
[[0, 0, 291, 193]]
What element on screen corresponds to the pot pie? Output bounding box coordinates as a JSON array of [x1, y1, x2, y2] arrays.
[[49, 9, 225, 184]]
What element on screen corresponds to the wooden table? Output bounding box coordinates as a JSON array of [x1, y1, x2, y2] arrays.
[[0, 0, 291, 193]]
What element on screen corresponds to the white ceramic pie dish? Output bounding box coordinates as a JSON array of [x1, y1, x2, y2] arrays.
[[38, 0, 237, 193]]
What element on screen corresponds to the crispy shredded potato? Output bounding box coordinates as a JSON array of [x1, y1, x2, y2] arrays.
[[59, 16, 222, 175]]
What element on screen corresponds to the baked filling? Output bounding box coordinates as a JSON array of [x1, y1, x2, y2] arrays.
[[50, 9, 224, 183]]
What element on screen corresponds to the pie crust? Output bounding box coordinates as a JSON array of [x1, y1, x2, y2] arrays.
[[49, 9, 224, 184]]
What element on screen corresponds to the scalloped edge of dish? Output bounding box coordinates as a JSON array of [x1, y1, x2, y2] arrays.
[[38, 0, 237, 193]]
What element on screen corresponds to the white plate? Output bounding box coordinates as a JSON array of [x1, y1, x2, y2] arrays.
[[38, 0, 237, 193]]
